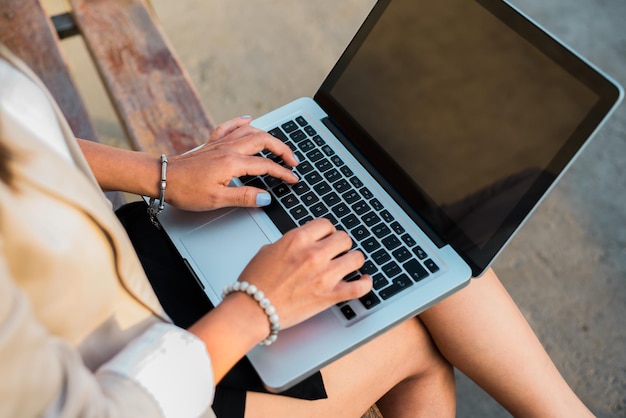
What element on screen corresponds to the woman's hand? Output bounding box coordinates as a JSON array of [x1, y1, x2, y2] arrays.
[[236, 218, 372, 330], [166, 116, 299, 211], [189, 218, 372, 382]]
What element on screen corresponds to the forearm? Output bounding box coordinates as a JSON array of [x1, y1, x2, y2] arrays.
[[188, 292, 269, 383], [77, 139, 161, 198]]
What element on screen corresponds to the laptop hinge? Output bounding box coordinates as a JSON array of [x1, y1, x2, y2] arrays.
[[321, 117, 446, 249]]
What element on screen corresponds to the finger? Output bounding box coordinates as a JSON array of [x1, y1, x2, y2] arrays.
[[217, 185, 273, 208], [317, 230, 358, 261], [237, 155, 299, 184], [219, 129, 300, 168], [333, 275, 373, 302], [209, 116, 253, 142], [290, 218, 337, 242]]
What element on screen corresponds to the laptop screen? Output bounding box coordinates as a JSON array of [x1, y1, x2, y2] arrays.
[[315, 0, 622, 275]]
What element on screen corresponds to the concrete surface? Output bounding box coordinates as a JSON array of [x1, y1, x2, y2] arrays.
[[52, 0, 625, 416]]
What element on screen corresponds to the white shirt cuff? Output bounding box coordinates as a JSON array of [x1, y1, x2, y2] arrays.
[[96, 322, 214, 418]]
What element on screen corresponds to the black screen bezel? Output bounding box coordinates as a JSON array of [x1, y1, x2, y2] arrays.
[[314, 0, 622, 276]]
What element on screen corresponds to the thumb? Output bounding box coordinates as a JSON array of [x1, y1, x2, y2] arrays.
[[223, 185, 272, 208]]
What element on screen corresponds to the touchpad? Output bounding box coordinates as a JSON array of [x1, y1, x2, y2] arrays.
[[181, 208, 272, 298]]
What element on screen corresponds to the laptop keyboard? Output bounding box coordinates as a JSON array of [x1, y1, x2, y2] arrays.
[[240, 115, 440, 322]]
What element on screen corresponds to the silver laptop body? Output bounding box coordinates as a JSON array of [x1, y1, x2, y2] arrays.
[[154, 0, 622, 392]]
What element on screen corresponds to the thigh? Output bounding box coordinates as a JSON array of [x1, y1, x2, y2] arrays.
[[245, 317, 447, 418]]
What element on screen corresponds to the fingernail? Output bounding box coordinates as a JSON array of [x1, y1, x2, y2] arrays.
[[256, 192, 271, 207], [241, 115, 252, 119], [292, 153, 300, 164], [292, 169, 300, 181]]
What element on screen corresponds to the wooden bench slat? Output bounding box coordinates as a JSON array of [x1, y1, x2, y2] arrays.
[[0, 0, 126, 208], [0, 0, 98, 141], [69, 0, 215, 157]]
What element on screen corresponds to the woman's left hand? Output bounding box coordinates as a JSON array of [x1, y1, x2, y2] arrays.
[[165, 116, 299, 211]]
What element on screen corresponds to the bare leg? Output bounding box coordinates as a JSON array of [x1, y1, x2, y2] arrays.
[[419, 268, 593, 418], [245, 316, 455, 418]]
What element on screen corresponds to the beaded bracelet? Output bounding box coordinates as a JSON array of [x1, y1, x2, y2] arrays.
[[222, 281, 280, 346], [147, 154, 168, 228]]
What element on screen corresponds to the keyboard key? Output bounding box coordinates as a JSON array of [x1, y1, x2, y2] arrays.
[[382, 235, 401, 250], [312, 135, 325, 146], [350, 176, 364, 188], [310, 202, 328, 217], [379, 275, 413, 300], [372, 273, 389, 290], [390, 221, 405, 235], [268, 127, 288, 142], [333, 179, 351, 193], [280, 193, 299, 209], [313, 181, 332, 196], [359, 292, 381, 310], [352, 200, 370, 215], [360, 260, 378, 275], [296, 161, 314, 175], [340, 166, 353, 177], [370, 198, 384, 211], [304, 172, 323, 185], [371, 248, 391, 265], [392, 247, 412, 263], [341, 214, 360, 229], [314, 158, 333, 172], [292, 182, 310, 195], [307, 149, 324, 162], [281, 121, 298, 133], [372, 223, 392, 238], [290, 205, 309, 220], [298, 139, 315, 152], [404, 259, 429, 282], [322, 145, 335, 156], [401, 233, 417, 247], [380, 210, 395, 223], [331, 155, 344, 166], [342, 190, 360, 204], [272, 184, 291, 197], [382, 261, 402, 278], [301, 192, 320, 206], [351, 225, 371, 241], [361, 237, 381, 253], [360, 187, 373, 199], [290, 129, 307, 142], [340, 305, 356, 320], [324, 168, 342, 183], [413, 246, 428, 260], [362, 211, 381, 227], [332, 203, 350, 218], [424, 259, 440, 273], [304, 125, 317, 136], [322, 191, 341, 207], [295, 116, 308, 127]]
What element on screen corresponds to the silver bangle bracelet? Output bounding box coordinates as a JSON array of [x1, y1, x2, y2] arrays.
[[147, 154, 168, 228], [222, 281, 280, 346]]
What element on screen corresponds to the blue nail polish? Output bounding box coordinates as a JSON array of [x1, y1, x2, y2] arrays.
[[241, 115, 252, 119], [293, 153, 300, 164], [256, 193, 271, 207]]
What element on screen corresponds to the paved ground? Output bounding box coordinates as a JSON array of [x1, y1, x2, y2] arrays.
[[53, 0, 625, 416]]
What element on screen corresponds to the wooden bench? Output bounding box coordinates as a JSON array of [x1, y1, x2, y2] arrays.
[[0, 1, 383, 416], [0, 0, 215, 208]]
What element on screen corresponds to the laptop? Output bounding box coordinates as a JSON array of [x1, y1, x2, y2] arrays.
[[153, 0, 622, 392]]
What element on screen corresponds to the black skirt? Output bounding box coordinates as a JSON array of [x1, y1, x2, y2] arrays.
[[115, 202, 327, 418]]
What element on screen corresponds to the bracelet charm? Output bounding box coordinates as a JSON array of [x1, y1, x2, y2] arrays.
[[147, 154, 168, 228]]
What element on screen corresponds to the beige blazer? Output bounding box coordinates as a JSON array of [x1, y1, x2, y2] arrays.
[[0, 45, 196, 417]]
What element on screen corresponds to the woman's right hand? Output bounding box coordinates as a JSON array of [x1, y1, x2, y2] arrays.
[[236, 218, 372, 330]]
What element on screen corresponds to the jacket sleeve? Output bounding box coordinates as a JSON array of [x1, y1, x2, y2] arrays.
[[0, 240, 216, 418]]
